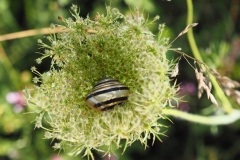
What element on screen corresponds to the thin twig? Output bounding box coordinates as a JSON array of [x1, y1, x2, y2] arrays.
[[0, 27, 97, 42], [0, 27, 68, 41]]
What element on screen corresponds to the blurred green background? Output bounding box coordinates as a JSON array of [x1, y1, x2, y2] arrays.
[[0, 0, 240, 160]]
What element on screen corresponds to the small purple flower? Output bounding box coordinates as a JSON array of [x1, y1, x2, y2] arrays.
[[179, 82, 196, 96], [6, 92, 26, 113], [178, 102, 190, 112], [13, 104, 26, 113], [51, 154, 63, 160], [102, 154, 118, 160]]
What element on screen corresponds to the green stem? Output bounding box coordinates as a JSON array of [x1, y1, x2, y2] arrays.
[[186, 0, 233, 113], [186, 0, 202, 61], [162, 108, 240, 125]]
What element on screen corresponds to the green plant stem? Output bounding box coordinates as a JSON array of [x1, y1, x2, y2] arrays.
[[186, 0, 233, 113], [186, 0, 202, 62], [162, 108, 240, 125]]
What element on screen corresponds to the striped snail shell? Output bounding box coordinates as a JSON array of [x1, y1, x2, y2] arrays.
[[85, 78, 130, 111]]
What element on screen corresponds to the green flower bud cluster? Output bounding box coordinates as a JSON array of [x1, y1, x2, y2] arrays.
[[24, 5, 178, 159]]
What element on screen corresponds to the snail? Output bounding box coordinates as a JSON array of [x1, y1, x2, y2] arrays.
[[85, 78, 130, 111]]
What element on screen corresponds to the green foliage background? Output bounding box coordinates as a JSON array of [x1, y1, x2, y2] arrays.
[[0, 0, 239, 160]]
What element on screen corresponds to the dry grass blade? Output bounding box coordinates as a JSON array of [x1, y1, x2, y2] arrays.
[[211, 69, 240, 106], [177, 23, 198, 37], [169, 23, 198, 45], [0, 27, 97, 42], [195, 68, 218, 106], [87, 29, 98, 34], [0, 27, 68, 42], [170, 63, 179, 77], [170, 57, 181, 78]]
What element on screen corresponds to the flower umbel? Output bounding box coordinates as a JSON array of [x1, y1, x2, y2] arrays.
[[24, 5, 178, 159]]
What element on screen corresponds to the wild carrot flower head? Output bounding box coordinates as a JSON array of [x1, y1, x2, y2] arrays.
[[24, 5, 178, 159]]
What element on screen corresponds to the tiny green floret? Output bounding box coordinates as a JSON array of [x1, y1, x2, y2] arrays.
[[24, 5, 178, 159]]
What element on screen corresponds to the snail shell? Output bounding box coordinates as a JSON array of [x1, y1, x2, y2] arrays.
[[85, 78, 130, 111]]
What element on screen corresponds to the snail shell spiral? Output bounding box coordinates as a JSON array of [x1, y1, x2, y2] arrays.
[[85, 78, 130, 111]]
